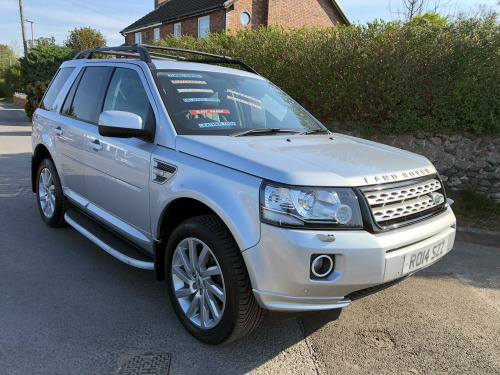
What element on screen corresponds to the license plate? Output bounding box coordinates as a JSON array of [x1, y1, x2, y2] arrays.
[[402, 238, 449, 274]]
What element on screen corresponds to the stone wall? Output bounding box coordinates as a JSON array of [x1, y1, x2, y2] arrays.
[[329, 124, 500, 201]]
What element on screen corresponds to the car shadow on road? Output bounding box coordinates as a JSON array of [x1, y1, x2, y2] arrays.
[[0, 131, 32, 136]]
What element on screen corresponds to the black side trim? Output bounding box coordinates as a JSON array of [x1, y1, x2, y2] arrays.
[[345, 276, 408, 301]]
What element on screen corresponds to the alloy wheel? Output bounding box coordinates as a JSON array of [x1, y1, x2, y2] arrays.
[[38, 167, 56, 218], [171, 237, 226, 329]]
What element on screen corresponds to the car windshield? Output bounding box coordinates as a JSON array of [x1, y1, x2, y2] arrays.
[[154, 70, 324, 136]]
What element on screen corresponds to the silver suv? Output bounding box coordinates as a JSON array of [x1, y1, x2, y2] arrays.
[[32, 45, 456, 344]]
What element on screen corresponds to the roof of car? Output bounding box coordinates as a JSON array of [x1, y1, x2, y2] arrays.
[[62, 58, 264, 80]]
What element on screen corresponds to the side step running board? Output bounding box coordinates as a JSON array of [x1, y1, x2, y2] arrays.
[[65, 210, 155, 270]]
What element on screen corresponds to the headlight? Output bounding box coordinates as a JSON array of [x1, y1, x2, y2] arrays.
[[260, 181, 363, 229]]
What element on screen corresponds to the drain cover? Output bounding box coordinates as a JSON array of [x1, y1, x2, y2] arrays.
[[119, 353, 171, 375]]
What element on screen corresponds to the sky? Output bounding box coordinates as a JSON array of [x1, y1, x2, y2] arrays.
[[1, 0, 499, 55]]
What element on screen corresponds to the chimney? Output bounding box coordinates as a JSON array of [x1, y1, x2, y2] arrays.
[[155, 0, 168, 8]]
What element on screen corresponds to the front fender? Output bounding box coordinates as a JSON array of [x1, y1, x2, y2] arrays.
[[150, 147, 262, 251]]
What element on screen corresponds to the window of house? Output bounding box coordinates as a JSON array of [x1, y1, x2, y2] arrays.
[[134, 32, 142, 44], [174, 23, 181, 39], [240, 12, 251, 26], [198, 16, 210, 38], [153, 27, 160, 41]]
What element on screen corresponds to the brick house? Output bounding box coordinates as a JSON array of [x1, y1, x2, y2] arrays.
[[121, 0, 350, 45]]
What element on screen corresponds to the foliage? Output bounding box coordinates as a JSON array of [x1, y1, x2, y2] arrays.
[[64, 27, 106, 52], [0, 44, 18, 76], [32, 37, 56, 47], [0, 65, 23, 98], [392, 0, 450, 20], [155, 13, 500, 134], [24, 81, 49, 119], [19, 45, 75, 118], [449, 189, 500, 217]]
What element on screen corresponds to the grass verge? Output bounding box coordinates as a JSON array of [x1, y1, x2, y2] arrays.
[[447, 189, 500, 232]]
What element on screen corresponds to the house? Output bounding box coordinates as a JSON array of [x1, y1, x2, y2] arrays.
[[121, 0, 350, 45]]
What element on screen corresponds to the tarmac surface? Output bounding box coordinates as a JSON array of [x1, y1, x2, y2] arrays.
[[1, 101, 499, 374]]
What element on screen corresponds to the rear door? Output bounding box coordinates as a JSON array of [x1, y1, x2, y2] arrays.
[[57, 66, 112, 202], [84, 65, 157, 249], [34, 67, 84, 194]]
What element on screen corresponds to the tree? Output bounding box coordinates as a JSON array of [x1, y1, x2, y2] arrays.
[[391, 0, 451, 20], [19, 44, 75, 118], [32, 36, 56, 47], [0, 44, 18, 76], [64, 27, 106, 52]]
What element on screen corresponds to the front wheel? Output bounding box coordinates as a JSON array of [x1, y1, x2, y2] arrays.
[[165, 215, 263, 345], [36, 158, 67, 227]]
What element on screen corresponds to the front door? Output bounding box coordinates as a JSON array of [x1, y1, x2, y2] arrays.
[[84, 66, 157, 249]]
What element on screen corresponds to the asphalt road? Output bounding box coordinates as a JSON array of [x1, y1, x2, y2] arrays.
[[1, 101, 499, 375]]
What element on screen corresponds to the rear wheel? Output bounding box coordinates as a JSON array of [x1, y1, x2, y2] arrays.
[[165, 215, 263, 345], [36, 158, 67, 227]]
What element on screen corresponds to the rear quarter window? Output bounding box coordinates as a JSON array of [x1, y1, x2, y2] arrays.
[[40, 67, 75, 111]]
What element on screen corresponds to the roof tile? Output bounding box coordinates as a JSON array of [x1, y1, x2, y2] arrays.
[[122, 0, 227, 33]]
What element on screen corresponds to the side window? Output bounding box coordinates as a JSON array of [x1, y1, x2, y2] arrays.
[[102, 68, 155, 130], [62, 67, 111, 123], [40, 67, 75, 111]]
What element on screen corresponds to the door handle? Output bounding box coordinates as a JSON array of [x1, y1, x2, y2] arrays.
[[54, 127, 63, 136], [89, 140, 103, 151]]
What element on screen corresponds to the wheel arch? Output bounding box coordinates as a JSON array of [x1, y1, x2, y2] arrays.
[[32, 144, 53, 192], [155, 197, 247, 282]]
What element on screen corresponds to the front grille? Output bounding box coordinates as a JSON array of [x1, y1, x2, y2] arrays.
[[361, 177, 446, 229]]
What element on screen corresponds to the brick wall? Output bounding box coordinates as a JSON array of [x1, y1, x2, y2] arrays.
[[227, 0, 269, 32], [12, 93, 27, 109], [124, 0, 345, 44], [267, 0, 342, 28]]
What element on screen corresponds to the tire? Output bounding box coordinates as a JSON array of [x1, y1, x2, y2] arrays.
[[36, 158, 67, 227], [165, 215, 263, 345]]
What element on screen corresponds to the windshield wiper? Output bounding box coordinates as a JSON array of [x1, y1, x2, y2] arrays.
[[298, 129, 330, 135], [231, 128, 302, 137]]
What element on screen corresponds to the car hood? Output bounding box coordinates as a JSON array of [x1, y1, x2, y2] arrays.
[[175, 134, 436, 187]]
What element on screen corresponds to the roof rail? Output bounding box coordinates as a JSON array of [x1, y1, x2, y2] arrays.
[[73, 44, 259, 75]]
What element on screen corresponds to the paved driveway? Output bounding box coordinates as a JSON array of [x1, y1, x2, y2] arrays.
[[1, 102, 499, 374]]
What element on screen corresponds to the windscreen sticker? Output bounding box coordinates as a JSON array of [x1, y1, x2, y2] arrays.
[[183, 98, 221, 103], [190, 109, 230, 115], [171, 80, 207, 85], [227, 95, 262, 109], [199, 122, 237, 128], [177, 88, 214, 93], [227, 89, 262, 103], [167, 73, 203, 78]]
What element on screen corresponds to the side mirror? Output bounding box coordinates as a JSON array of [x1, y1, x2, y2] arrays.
[[98, 111, 153, 139]]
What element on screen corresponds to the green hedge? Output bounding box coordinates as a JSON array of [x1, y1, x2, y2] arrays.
[[155, 14, 500, 134], [20, 45, 75, 119]]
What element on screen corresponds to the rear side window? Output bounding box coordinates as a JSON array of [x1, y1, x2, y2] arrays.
[[40, 67, 75, 111], [62, 67, 111, 123]]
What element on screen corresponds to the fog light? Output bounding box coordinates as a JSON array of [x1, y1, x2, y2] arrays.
[[311, 255, 334, 278]]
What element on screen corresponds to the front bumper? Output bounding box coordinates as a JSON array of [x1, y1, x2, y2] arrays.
[[243, 207, 456, 312]]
